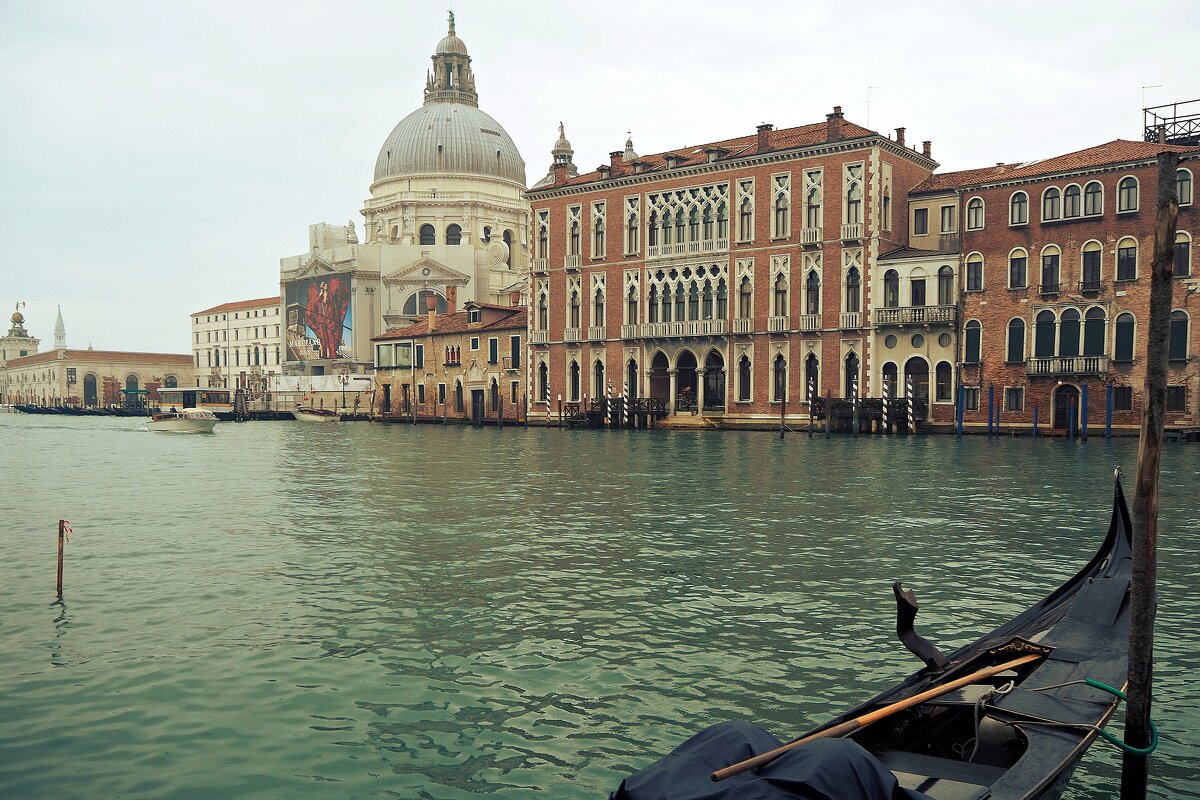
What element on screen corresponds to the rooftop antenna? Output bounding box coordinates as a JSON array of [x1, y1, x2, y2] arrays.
[[866, 86, 880, 128]]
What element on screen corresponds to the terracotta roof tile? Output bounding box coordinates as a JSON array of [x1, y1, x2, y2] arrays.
[[914, 139, 1200, 193], [373, 308, 526, 340], [535, 118, 881, 191], [193, 296, 281, 315], [7, 349, 193, 367]]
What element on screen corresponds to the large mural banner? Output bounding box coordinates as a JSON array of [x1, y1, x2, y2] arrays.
[[285, 274, 352, 361]]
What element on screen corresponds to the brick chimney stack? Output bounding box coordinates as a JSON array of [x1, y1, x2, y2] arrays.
[[446, 285, 458, 315], [826, 106, 844, 141], [425, 293, 438, 332], [756, 123, 774, 152], [553, 164, 568, 184], [610, 151, 623, 170], [510, 290, 521, 307], [895, 127, 906, 147], [922, 140, 932, 158]]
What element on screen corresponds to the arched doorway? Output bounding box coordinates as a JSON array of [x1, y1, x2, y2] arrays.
[[649, 352, 669, 400], [844, 352, 860, 398], [882, 362, 898, 399], [675, 350, 698, 409], [593, 359, 605, 398], [703, 350, 725, 410], [626, 358, 639, 398], [904, 357, 930, 419], [537, 361, 548, 403], [1053, 384, 1080, 430], [83, 374, 98, 407]]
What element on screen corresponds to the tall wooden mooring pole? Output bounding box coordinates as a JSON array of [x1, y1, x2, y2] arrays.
[[1121, 150, 1178, 800]]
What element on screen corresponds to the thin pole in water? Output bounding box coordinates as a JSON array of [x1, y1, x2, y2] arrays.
[[1069, 396, 1076, 439], [1081, 383, 1089, 441], [1121, 150, 1178, 800], [1033, 402, 1039, 438], [779, 384, 785, 440], [56, 519, 65, 596], [956, 384, 963, 436], [987, 384, 994, 436], [1106, 382, 1114, 439], [825, 389, 831, 439]]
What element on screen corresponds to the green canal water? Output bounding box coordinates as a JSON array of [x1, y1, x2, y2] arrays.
[[0, 413, 1197, 799]]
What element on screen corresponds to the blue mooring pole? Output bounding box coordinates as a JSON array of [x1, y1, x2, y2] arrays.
[[987, 384, 994, 436], [1105, 382, 1113, 439], [1033, 403, 1039, 438], [1081, 383, 1089, 440], [956, 385, 964, 436]]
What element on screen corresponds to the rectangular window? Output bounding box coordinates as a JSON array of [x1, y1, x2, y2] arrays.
[[963, 386, 980, 412], [940, 205, 955, 233], [488, 337, 498, 364], [510, 335, 521, 369], [1166, 385, 1186, 412], [437, 383, 446, 405], [417, 383, 426, 405], [511, 381, 519, 405], [470, 336, 480, 351], [414, 344, 424, 369], [1004, 387, 1024, 412], [1117, 246, 1137, 281], [1114, 385, 1133, 411], [910, 279, 926, 307], [913, 208, 928, 235], [1009, 255, 1027, 289]]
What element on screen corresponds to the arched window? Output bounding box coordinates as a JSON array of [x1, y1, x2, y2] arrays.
[[773, 274, 788, 317], [1063, 185, 1082, 218], [843, 352, 859, 396], [213, 348, 220, 368], [1040, 245, 1061, 292], [626, 285, 638, 324], [1010, 191, 1029, 225], [935, 361, 952, 402], [455, 381, 464, 412], [688, 208, 700, 242], [702, 205, 714, 240], [675, 209, 686, 244], [1059, 308, 1081, 357], [738, 277, 752, 318], [660, 212, 672, 246], [1008, 248, 1028, 289], [966, 197, 984, 230], [675, 283, 686, 321], [1042, 187, 1061, 221], [738, 355, 752, 402], [701, 281, 713, 319], [1114, 313, 1136, 362], [1007, 318, 1026, 363], [774, 193, 789, 237], [1169, 310, 1190, 361], [1081, 241, 1103, 289], [883, 269, 899, 308], [594, 217, 605, 255], [774, 354, 788, 401], [648, 285, 659, 323], [845, 267, 861, 312], [1117, 237, 1138, 281], [164, 375, 178, 389], [254, 347, 260, 366], [739, 198, 753, 241], [806, 187, 821, 229], [805, 353, 819, 399], [627, 212, 639, 253], [126, 374, 139, 393], [965, 254, 983, 291], [937, 266, 954, 305], [593, 288, 605, 327], [538, 361, 549, 401], [593, 359, 605, 397], [660, 286, 672, 323], [1083, 307, 1107, 356], [846, 182, 862, 225], [964, 320, 982, 363], [1118, 176, 1139, 212], [882, 362, 897, 398], [716, 279, 728, 319], [569, 218, 581, 255], [1084, 181, 1103, 215], [1175, 232, 1191, 277], [569, 290, 581, 329], [538, 291, 549, 330], [1035, 310, 1056, 358], [538, 223, 549, 257], [419, 224, 435, 245], [688, 282, 700, 320], [445, 224, 462, 245], [716, 201, 728, 239], [403, 289, 447, 316], [482, 226, 492, 243], [1179, 169, 1194, 207], [805, 271, 821, 315], [569, 360, 580, 401]]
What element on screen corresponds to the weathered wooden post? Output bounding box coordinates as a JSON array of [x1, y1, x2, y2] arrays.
[[56, 519, 66, 596], [1106, 382, 1114, 439], [825, 389, 832, 438], [557, 395, 563, 428], [498, 396, 504, 429], [987, 384, 994, 436], [779, 383, 786, 440], [1121, 150, 1178, 800], [1032, 402, 1039, 438], [1081, 383, 1089, 440], [956, 384, 963, 436], [1068, 396, 1076, 439]]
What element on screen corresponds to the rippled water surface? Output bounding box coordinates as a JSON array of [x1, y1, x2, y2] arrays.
[[1, 413, 1197, 799]]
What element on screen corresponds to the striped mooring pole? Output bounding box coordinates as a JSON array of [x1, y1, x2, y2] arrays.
[[906, 376, 915, 433], [605, 380, 613, 429], [882, 380, 889, 433], [807, 376, 815, 437], [623, 379, 630, 428]]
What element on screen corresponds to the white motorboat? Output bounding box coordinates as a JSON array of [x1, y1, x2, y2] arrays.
[[293, 407, 340, 423], [147, 408, 220, 433]]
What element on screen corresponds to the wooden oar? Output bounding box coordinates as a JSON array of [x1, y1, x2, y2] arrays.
[[711, 653, 1042, 782]]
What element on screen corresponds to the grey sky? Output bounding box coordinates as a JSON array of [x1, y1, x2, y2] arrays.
[[1, 0, 1195, 353]]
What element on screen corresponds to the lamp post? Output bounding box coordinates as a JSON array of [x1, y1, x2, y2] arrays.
[[339, 373, 348, 409]]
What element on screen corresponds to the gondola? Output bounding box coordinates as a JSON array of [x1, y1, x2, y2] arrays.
[[612, 475, 1135, 800]]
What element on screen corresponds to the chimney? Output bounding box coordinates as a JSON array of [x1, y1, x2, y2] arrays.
[[610, 150, 623, 169], [425, 292, 438, 332], [1157, 124, 1167, 144], [894, 127, 906, 147], [756, 123, 774, 152], [922, 140, 932, 158], [553, 164, 568, 184], [510, 290, 521, 307], [826, 106, 844, 141], [446, 285, 458, 315]]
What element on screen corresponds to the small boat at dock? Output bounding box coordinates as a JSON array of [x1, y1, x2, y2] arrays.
[[613, 476, 1135, 800], [293, 407, 340, 423], [146, 408, 219, 433]]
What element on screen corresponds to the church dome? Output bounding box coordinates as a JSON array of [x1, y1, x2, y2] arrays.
[[435, 32, 468, 55], [373, 103, 526, 186]]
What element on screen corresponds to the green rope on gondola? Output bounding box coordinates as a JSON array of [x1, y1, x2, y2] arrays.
[[1084, 678, 1159, 756]]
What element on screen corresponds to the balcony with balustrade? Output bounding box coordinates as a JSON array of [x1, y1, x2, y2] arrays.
[[532, 258, 548, 275], [564, 254, 582, 271], [800, 227, 822, 245], [1079, 279, 1104, 294], [1026, 355, 1109, 377], [530, 329, 549, 345], [620, 324, 639, 339], [873, 305, 957, 327], [587, 326, 606, 341], [733, 318, 754, 334], [646, 237, 729, 260], [839, 311, 862, 329], [640, 319, 729, 338], [767, 315, 789, 332], [799, 313, 821, 332], [563, 327, 581, 343], [840, 223, 864, 241]]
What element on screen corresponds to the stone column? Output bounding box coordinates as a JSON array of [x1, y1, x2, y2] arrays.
[[668, 369, 677, 415], [696, 366, 706, 413]]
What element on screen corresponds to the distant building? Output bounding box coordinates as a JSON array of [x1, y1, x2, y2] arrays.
[[191, 296, 282, 388], [2, 349, 193, 408], [1, 303, 39, 368], [372, 298, 526, 422], [279, 14, 529, 378]]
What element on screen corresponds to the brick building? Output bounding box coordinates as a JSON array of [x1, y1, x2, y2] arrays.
[[917, 140, 1199, 433], [372, 299, 525, 423], [524, 109, 939, 427]]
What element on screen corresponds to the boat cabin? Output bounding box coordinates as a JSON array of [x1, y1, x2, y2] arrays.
[[157, 388, 231, 414]]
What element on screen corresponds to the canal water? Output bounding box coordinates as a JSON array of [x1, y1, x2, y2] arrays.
[[1, 414, 1196, 799]]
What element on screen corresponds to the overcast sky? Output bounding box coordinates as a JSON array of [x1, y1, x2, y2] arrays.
[[1, 0, 1196, 353]]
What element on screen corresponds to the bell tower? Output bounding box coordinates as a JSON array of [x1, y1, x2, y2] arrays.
[[424, 12, 478, 107]]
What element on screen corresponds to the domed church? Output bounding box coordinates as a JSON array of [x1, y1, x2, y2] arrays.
[[279, 13, 529, 375]]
